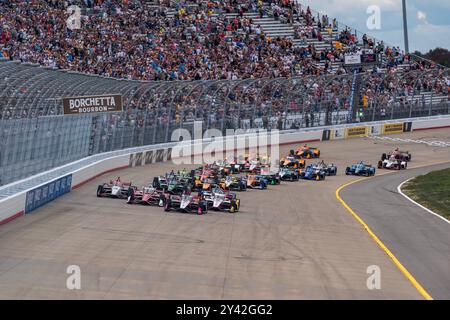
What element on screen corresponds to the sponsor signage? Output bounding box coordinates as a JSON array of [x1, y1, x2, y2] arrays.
[[382, 123, 404, 135], [25, 175, 72, 214], [62, 94, 123, 115], [344, 54, 362, 65], [361, 53, 377, 63], [345, 126, 368, 138]]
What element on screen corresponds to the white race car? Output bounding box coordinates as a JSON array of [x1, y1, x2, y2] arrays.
[[378, 157, 407, 170]]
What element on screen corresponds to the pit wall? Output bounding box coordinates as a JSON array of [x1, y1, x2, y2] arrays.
[[1, 116, 449, 225]]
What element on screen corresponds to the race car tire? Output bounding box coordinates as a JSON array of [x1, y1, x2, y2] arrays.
[[96, 185, 103, 197], [230, 201, 237, 213], [377, 161, 383, 169], [345, 167, 351, 175], [164, 198, 172, 212]]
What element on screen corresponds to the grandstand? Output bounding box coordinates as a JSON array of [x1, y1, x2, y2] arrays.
[[0, 0, 448, 186]]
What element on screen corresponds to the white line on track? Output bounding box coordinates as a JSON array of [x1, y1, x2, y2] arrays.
[[370, 136, 450, 147], [398, 178, 450, 225]]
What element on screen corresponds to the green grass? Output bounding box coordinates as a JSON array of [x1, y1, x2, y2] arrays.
[[402, 169, 450, 220]]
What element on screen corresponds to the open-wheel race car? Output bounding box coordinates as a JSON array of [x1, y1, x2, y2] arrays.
[[153, 176, 188, 195], [259, 167, 281, 185], [378, 156, 408, 170], [299, 164, 326, 181], [219, 176, 247, 191], [97, 177, 134, 198], [279, 168, 300, 181], [279, 156, 306, 169], [246, 174, 268, 189], [126, 187, 165, 206], [203, 188, 240, 213], [291, 145, 320, 159], [381, 148, 412, 162], [163, 193, 209, 215], [345, 161, 376, 177], [316, 161, 337, 176]]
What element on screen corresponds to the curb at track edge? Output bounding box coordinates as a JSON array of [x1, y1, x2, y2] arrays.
[[398, 178, 450, 225]]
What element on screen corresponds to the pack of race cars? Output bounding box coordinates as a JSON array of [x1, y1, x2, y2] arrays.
[[96, 145, 412, 215]]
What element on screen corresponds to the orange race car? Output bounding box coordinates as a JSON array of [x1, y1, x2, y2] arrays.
[[291, 145, 321, 159], [279, 156, 306, 169]]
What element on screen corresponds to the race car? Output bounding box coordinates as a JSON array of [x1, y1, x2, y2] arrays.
[[163, 193, 209, 215], [316, 161, 337, 176], [204, 188, 240, 213], [199, 178, 219, 192], [299, 164, 326, 181], [378, 156, 407, 170], [381, 148, 412, 162], [345, 161, 376, 176], [219, 176, 247, 191], [126, 187, 165, 206], [279, 168, 300, 181], [291, 145, 320, 159], [97, 177, 133, 198], [243, 159, 262, 173], [152, 176, 169, 191], [156, 175, 192, 195], [246, 174, 268, 189], [279, 156, 306, 169], [259, 167, 281, 185]]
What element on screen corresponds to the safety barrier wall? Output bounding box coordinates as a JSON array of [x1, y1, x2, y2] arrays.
[[1, 115, 449, 225]]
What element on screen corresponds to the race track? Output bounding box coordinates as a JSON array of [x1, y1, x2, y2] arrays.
[[0, 128, 449, 299], [341, 162, 450, 300]]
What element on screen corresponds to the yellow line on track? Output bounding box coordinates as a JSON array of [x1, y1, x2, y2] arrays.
[[335, 179, 434, 300]]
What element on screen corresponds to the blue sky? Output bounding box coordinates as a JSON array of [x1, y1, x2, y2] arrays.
[[297, 0, 450, 53]]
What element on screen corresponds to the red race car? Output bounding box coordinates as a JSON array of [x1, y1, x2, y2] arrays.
[[381, 148, 412, 162], [126, 187, 165, 206]]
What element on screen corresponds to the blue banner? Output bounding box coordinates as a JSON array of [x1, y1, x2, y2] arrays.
[[25, 174, 72, 214]]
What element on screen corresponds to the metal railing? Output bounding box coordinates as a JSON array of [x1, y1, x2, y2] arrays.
[[0, 59, 448, 186]]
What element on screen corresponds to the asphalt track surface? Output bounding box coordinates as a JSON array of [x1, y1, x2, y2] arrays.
[[341, 162, 450, 300], [0, 129, 449, 299]]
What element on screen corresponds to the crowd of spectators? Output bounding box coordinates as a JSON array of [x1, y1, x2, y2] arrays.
[[0, 0, 447, 125], [0, 0, 333, 81]]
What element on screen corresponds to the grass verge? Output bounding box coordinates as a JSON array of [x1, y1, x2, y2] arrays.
[[402, 168, 450, 220]]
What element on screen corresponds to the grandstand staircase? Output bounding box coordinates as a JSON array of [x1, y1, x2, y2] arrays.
[[165, 7, 342, 72]]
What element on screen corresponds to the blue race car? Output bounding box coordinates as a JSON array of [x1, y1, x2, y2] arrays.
[[246, 174, 268, 189], [300, 165, 326, 181], [345, 161, 376, 177]]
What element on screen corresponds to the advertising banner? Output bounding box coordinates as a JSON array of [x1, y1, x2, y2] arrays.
[[345, 126, 368, 138], [344, 54, 362, 65], [62, 94, 123, 115], [382, 123, 404, 135], [25, 175, 72, 214]]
